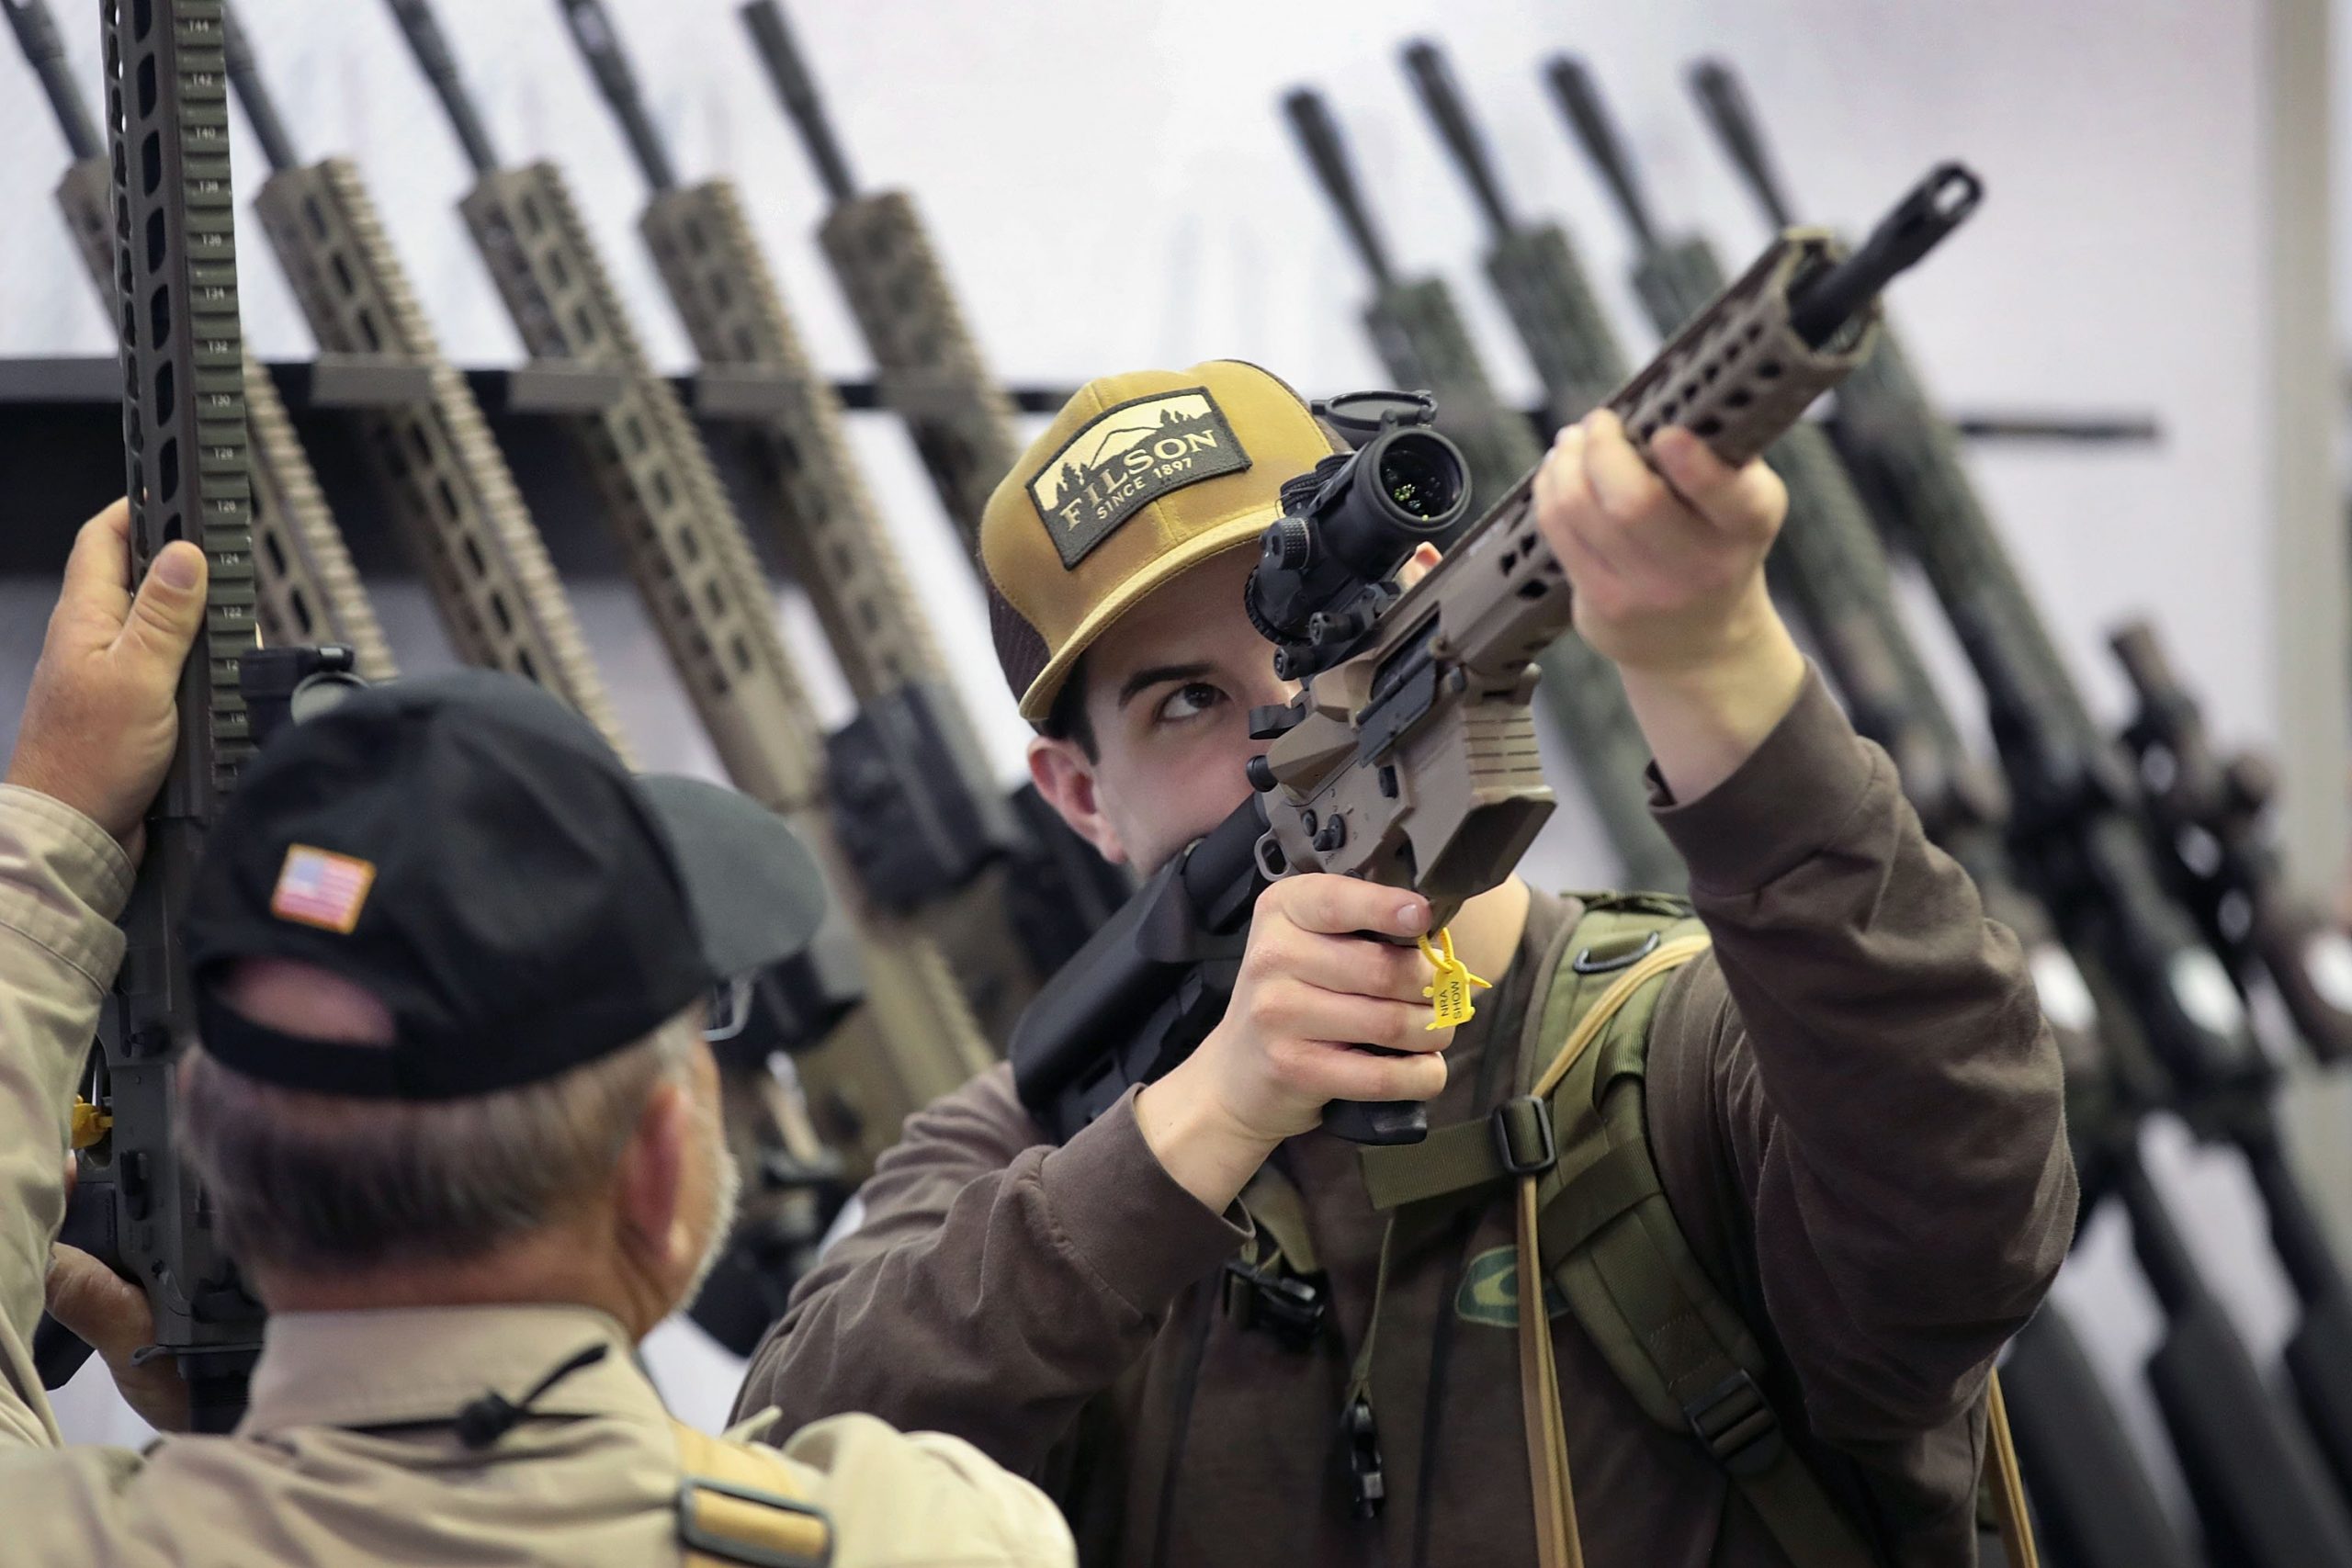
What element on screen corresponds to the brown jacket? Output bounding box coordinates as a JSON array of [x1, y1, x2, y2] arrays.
[[0, 784, 1076, 1567], [738, 672, 2077, 1566]]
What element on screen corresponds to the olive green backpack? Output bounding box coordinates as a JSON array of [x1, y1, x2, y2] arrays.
[[1238, 893, 2036, 1568]]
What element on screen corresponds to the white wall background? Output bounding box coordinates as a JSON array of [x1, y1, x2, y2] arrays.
[[4, 1, 2344, 1541], [0, 0, 2283, 778]]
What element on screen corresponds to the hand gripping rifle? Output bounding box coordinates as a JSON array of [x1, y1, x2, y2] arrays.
[[386, 0, 987, 1182], [1282, 84, 1684, 896], [29, 0, 267, 1431], [1423, 45, 2114, 1103], [1689, 58, 2352, 1564], [1532, 54, 1990, 836], [1013, 164, 1980, 1147], [5, 0, 392, 682]]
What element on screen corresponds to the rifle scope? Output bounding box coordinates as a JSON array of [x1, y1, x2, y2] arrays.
[[1244, 391, 1468, 677]]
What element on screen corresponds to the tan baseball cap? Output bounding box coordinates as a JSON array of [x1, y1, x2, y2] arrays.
[[982, 360, 1341, 723]]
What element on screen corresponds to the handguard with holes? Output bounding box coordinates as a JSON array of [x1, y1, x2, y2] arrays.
[[1253, 167, 1978, 931], [62, 0, 267, 1430]]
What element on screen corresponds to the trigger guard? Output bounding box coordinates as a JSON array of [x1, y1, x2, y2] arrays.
[[1254, 831, 1291, 882]]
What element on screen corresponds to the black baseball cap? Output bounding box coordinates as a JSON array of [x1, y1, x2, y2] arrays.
[[183, 669, 831, 1100]]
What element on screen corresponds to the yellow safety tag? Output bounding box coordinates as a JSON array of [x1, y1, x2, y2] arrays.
[[1418, 927, 1492, 1030], [70, 1098, 111, 1150]]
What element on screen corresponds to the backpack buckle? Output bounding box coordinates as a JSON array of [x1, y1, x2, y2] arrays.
[[1490, 1095, 1557, 1178], [1222, 1258, 1327, 1350], [1341, 1394, 1386, 1518], [1682, 1369, 1784, 1477], [1572, 928, 1662, 974]]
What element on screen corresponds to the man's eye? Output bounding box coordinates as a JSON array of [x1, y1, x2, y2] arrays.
[[1157, 682, 1225, 723]]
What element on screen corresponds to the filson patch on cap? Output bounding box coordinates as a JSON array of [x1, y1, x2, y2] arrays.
[[1025, 387, 1250, 569], [269, 844, 378, 934]]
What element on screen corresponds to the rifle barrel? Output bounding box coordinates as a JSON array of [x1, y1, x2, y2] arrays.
[[1400, 40, 1514, 240], [1688, 59, 1798, 229], [386, 0, 501, 175], [1283, 87, 1396, 287], [741, 0, 857, 204], [558, 0, 678, 192], [5, 0, 101, 158], [1544, 55, 1658, 252], [1788, 164, 1980, 346], [220, 1, 301, 175]]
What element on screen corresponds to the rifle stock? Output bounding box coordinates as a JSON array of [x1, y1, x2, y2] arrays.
[[2002, 1304, 2201, 1568], [2122, 1158, 2352, 1565]]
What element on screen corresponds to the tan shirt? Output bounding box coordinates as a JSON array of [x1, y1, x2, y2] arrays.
[[0, 784, 1075, 1567]]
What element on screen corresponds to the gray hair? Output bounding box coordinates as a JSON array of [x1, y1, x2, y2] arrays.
[[179, 1013, 704, 1274]]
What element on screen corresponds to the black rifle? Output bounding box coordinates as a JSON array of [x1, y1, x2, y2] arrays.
[[2109, 622, 2352, 1069], [6, 0, 393, 681], [1015, 166, 1976, 1148], [2004, 1303, 2202, 1568], [35, 0, 267, 1433], [2111, 620, 2352, 1500], [1281, 83, 1685, 895], [1689, 56, 2352, 1564]]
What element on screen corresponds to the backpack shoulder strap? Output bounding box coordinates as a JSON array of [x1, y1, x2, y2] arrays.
[[671, 1416, 836, 1568], [1528, 902, 2037, 1568], [1527, 900, 1888, 1568], [1357, 893, 1697, 1215], [1359, 895, 2035, 1568]]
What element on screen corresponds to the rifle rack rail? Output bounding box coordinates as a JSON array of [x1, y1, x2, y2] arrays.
[[0, 351, 2158, 581]]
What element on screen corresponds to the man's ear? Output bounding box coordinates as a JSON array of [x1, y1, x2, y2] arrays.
[[614, 1079, 692, 1276], [1028, 735, 1128, 865]]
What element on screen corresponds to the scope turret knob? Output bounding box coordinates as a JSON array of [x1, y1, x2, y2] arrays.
[[1267, 515, 1314, 571], [1247, 755, 1278, 793]]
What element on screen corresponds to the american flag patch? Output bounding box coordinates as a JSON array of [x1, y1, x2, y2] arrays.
[[269, 845, 378, 934]]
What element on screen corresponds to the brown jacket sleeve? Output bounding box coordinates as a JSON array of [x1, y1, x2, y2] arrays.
[[733, 1068, 1246, 1476], [1643, 671, 2076, 1498]]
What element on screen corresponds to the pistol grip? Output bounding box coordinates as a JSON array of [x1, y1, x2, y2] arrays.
[[1323, 1098, 1429, 1145]]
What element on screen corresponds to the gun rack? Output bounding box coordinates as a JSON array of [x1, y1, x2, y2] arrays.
[[0, 353, 2158, 579]]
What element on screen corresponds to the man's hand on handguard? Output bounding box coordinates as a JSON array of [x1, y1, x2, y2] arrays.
[[1136, 879, 1450, 1212], [4, 501, 209, 858], [1534, 409, 1808, 801]]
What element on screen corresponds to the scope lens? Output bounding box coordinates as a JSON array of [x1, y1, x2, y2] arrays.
[[1377, 436, 1463, 522]]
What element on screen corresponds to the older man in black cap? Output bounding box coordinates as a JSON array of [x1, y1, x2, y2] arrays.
[[3, 501, 1071, 1566]]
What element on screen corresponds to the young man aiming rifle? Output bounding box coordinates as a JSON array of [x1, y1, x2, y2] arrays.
[[737, 350, 2074, 1565]]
